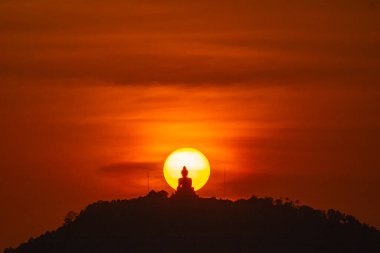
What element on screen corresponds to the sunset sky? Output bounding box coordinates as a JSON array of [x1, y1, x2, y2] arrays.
[[1, 0, 380, 250]]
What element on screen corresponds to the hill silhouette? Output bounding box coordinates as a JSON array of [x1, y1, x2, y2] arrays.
[[5, 191, 380, 253]]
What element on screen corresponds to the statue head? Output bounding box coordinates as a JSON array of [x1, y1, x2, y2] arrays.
[[181, 166, 188, 178]]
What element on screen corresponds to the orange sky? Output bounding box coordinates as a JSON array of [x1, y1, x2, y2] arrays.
[[1, 0, 380, 250]]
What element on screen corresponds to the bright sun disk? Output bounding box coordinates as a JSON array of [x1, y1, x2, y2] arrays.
[[163, 148, 210, 191]]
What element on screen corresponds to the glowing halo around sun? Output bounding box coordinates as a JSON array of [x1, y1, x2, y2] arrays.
[[163, 148, 210, 191]]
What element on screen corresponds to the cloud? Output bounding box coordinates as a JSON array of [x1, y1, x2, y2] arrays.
[[0, 0, 378, 86], [98, 162, 162, 176]]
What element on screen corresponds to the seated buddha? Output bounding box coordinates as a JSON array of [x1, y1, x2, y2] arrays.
[[175, 166, 196, 197]]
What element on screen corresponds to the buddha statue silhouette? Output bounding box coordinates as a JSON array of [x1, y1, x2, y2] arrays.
[[175, 166, 196, 198]]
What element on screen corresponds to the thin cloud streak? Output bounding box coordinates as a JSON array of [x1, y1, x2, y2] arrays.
[[98, 162, 161, 175]]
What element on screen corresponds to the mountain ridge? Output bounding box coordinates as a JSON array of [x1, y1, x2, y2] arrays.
[[5, 190, 380, 253]]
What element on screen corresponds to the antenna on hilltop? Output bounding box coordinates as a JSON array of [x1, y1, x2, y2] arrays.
[[147, 171, 150, 193], [223, 165, 226, 199]]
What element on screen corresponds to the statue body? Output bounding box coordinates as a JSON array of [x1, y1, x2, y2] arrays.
[[178, 177, 192, 189]]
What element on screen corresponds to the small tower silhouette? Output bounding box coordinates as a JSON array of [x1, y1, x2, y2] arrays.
[[174, 166, 197, 198]]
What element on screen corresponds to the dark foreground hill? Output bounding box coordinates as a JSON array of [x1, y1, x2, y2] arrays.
[[5, 191, 380, 253]]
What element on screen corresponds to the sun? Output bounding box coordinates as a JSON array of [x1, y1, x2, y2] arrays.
[[163, 148, 210, 191]]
